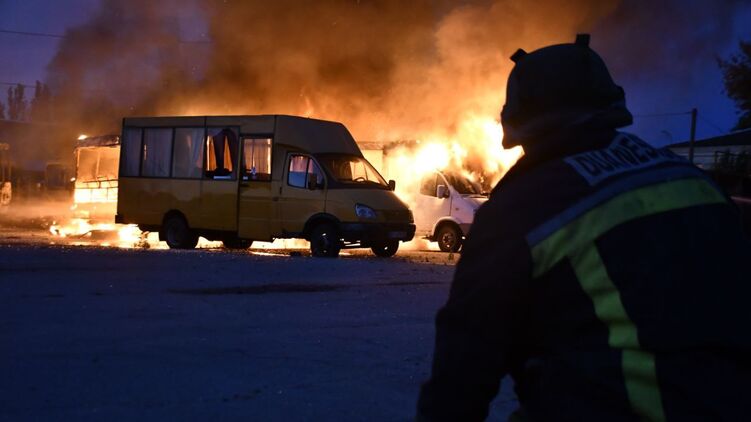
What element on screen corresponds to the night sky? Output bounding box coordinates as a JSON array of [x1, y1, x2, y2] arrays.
[[1, 0, 750, 146]]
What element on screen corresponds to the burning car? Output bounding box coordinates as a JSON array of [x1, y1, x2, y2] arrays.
[[414, 170, 487, 252]]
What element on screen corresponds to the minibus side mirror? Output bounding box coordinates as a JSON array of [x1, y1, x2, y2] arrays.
[[436, 184, 449, 198], [307, 178, 318, 190], [388, 180, 396, 191]]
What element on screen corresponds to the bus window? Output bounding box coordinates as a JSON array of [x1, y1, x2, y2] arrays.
[[242, 138, 272, 181], [142, 128, 173, 177], [98, 147, 119, 181], [77, 149, 99, 182], [121, 128, 142, 177], [173, 128, 205, 179], [206, 128, 238, 180]]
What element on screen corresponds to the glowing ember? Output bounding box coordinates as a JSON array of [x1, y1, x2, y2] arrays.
[[48, 218, 315, 251]]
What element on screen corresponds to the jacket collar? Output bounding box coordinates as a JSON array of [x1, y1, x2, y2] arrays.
[[496, 126, 618, 191]]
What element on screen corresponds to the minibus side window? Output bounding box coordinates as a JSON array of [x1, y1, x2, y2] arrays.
[[307, 159, 324, 187], [173, 128, 205, 179], [205, 127, 239, 180], [288, 155, 324, 189], [121, 127, 142, 177], [142, 128, 173, 178], [242, 138, 272, 181], [287, 155, 309, 188]]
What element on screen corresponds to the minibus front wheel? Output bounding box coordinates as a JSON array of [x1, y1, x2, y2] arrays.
[[163, 214, 199, 249], [223, 238, 253, 250], [310, 223, 341, 258]]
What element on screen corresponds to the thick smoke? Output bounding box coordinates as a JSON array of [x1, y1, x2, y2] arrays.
[[43, 0, 751, 156], [46, 0, 196, 136], [46, 0, 618, 144]]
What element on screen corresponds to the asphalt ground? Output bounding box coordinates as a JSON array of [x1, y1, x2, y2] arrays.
[[0, 223, 517, 421]]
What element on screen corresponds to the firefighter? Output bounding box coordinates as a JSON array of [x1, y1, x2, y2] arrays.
[[417, 34, 751, 421]]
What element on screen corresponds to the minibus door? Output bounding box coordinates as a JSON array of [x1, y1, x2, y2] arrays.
[[414, 172, 452, 235], [200, 128, 240, 232], [237, 137, 275, 241], [279, 154, 326, 235]]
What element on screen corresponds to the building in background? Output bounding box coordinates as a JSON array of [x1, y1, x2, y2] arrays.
[[667, 129, 751, 171], [668, 129, 751, 235]]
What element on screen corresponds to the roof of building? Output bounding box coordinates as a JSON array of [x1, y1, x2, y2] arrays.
[[76, 134, 120, 148], [667, 128, 751, 148]]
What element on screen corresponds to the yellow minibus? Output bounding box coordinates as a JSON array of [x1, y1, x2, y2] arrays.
[[115, 115, 414, 257]]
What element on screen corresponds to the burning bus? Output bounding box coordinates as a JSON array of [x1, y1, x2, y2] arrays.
[[49, 134, 126, 242], [73, 135, 120, 221]]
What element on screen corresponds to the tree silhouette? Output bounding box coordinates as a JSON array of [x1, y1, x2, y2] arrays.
[[30, 81, 52, 122], [6, 84, 27, 121], [719, 40, 751, 130]]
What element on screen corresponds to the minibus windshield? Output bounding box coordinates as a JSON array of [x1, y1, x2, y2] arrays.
[[317, 155, 388, 188], [443, 172, 484, 196]]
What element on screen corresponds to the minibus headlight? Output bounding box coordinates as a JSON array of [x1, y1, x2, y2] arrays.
[[355, 204, 377, 220]]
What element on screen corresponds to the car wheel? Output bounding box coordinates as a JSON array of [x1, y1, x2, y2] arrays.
[[371, 240, 399, 257], [163, 215, 198, 249], [310, 223, 341, 258], [223, 238, 253, 249], [436, 225, 462, 252]]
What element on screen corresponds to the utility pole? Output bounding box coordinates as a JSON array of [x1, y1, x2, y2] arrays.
[[688, 108, 698, 164]]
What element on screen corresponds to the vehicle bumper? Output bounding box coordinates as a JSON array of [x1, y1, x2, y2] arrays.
[[339, 222, 416, 245]]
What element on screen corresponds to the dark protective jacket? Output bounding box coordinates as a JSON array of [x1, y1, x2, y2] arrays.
[[417, 128, 751, 421]]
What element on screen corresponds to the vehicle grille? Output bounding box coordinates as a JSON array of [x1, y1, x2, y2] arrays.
[[383, 209, 413, 223]]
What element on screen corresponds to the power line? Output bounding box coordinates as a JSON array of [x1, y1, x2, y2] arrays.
[[0, 28, 211, 44], [698, 115, 726, 135], [0, 29, 64, 39], [633, 109, 728, 135]]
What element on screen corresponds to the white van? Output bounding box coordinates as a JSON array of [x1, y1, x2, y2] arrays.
[[413, 170, 487, 252]]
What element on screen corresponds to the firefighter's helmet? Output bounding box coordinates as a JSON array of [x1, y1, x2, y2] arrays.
[[501, 34, 632, 148]]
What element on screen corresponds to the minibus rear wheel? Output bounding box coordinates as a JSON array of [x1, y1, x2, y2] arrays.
[[371, 240, 399, 257], [310, 223, 341, 258], [163, 215, 199, 249]]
